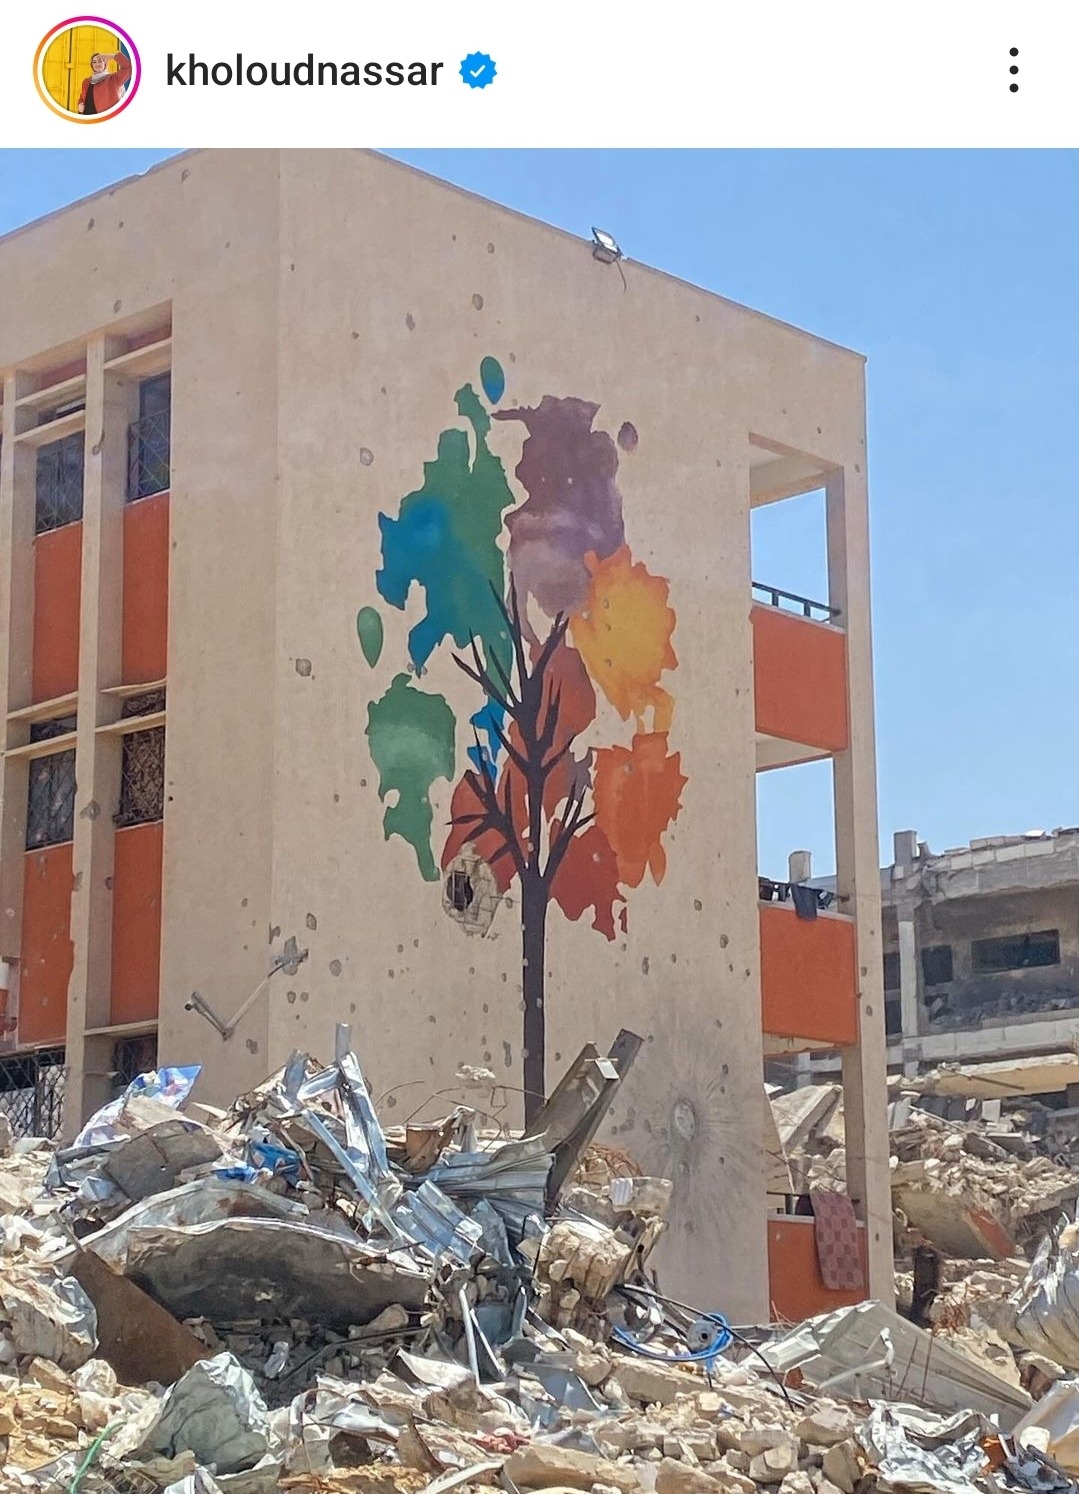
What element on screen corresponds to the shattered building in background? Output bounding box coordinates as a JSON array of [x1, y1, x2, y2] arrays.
[[0, 147, 890, 1319], [794, 828, 1079, 1098]]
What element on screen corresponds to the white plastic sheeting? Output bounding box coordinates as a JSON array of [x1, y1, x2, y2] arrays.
[[1014, 1223, 1079, 1370]]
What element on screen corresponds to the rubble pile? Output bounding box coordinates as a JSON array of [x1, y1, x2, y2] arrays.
[[3, 1038, 1079, 1492], [772, 1082, 1079, 1260]]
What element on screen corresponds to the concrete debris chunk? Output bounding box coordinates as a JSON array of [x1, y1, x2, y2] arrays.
[[820, 1439, 863, 1494], [656, 1456, 754, 1494], [0, 1270, 97, 1370], [503, 1442, 641, 1491], [611, 1356, 705, 1406], [793, 1403, 858, 1448], [748, 1441, 799, 1484]]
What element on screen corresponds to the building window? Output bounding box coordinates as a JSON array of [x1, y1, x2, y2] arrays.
[[883, 951, 901, 992], [116, 726, 165, 828], [0, 1046, 66, 1140], [971, 930, 1060, 974], [26, 748, 76, 849], [884, 994, 903, 1038], [921, 945, 954, 986], [127, 372, 171, 501], [112, 1033, 158, 1097], [35, 432, 84, 533]]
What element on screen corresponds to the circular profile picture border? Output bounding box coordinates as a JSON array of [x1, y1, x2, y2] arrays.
[[35, 16, 141, 123]]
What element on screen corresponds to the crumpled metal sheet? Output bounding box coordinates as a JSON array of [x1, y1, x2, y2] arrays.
[[759, 1301, 1032, 1428], [111, 1214, 429, 1327], [996, 1438, 1079, 1493], [278, 1372, 418, 1475], [1013, 1227, 1079, 1369], [137, 1351, 279, 1475], [423, 1135, 553, 1233], [858, 1403, 989, 1494], [393, 1179, 485, 1265], [72, 1176, 308, 1272], [264, 1049, 408, 1241], [1012, 1380, 1079, 1474]]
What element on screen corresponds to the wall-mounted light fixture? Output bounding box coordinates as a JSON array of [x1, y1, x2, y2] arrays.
[[591, 227, 623, 264]]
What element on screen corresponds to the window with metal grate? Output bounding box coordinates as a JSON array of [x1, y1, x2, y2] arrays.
[[0, 1047, 66, 1139], [116, 726, 165, 828], [26, 748, 76, 849], [127, 372, 171, 501], [35, 432, 84, 533]]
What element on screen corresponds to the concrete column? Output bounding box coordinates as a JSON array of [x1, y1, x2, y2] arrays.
[[63, 335, 127, 1131], [792, 1050, 814, 1089], [0, 374, 35, 1031], [898, 915, 920, 1075], [826, 463, 893, 1305]]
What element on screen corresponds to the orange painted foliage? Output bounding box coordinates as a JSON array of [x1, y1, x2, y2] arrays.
[[551, 823, 624, 940], [571, 545, 677, 734], [593, 732, 687, 889]]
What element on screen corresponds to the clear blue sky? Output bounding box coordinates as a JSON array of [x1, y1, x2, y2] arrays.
[[3, 149, 1076, 878]]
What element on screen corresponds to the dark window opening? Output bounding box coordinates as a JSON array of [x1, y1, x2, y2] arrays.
[[921, 944, 954, 986], [972, 930, 1061, 974], [0, 1046, 66, 1140], [29, 715, 76, 743], [38, 398, 86, 426], [447, 871, 475, 913], [121, 688, 165, 719], [884, 993, 903, 1038], [35, 432, 84, 534], [115, 726, 165, 828], [111, 1033, 159, 1097], [883, 951, 901, 993], [26, 749, 76, 849], [127, 372, 171, 501]]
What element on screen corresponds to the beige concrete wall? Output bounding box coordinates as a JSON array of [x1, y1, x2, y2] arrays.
[[0, 150, 881, 1316], [258, 151, 871, 1313]]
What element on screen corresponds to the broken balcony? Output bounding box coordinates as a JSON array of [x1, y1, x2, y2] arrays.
[[753, 584, 849, 770], [767, 1213, 868, 1322]]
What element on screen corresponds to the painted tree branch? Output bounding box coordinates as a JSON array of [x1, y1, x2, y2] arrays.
[[450, 583, 597, 1120]]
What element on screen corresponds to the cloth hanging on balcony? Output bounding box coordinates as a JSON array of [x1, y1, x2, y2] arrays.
[[790, 882, 819, 921], [809, 1187, 865, 1291]]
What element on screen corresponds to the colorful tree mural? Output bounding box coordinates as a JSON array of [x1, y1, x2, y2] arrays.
[[359, 359, 686, 1122]]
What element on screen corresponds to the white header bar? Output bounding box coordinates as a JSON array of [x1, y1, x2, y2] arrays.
[[2, 1, 1077, 147]]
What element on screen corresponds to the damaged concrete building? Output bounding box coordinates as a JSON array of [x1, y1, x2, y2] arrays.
[[0, 148, 890, 1320], [794, 827, 1079, 1101], [881, 828, 1079, 1077]]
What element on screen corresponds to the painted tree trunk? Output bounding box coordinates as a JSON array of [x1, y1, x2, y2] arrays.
[[521, 874, 548, 1126]]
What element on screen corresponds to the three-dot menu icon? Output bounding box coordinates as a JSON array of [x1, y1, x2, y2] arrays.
[[1009, 48, 1018, 93]]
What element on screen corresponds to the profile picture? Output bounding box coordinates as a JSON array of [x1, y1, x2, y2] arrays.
[[35, 18, 140, 122]]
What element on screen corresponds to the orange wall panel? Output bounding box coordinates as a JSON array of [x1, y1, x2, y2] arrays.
[[768, 1217, 867, 1323], [32, 522, 82, 703], [19, 844, 74, 1046], [752, 605, 849, 753], [760, 903, 858, 1046], [122, 493, 170, 684], [111, 821, 164, 1025]]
